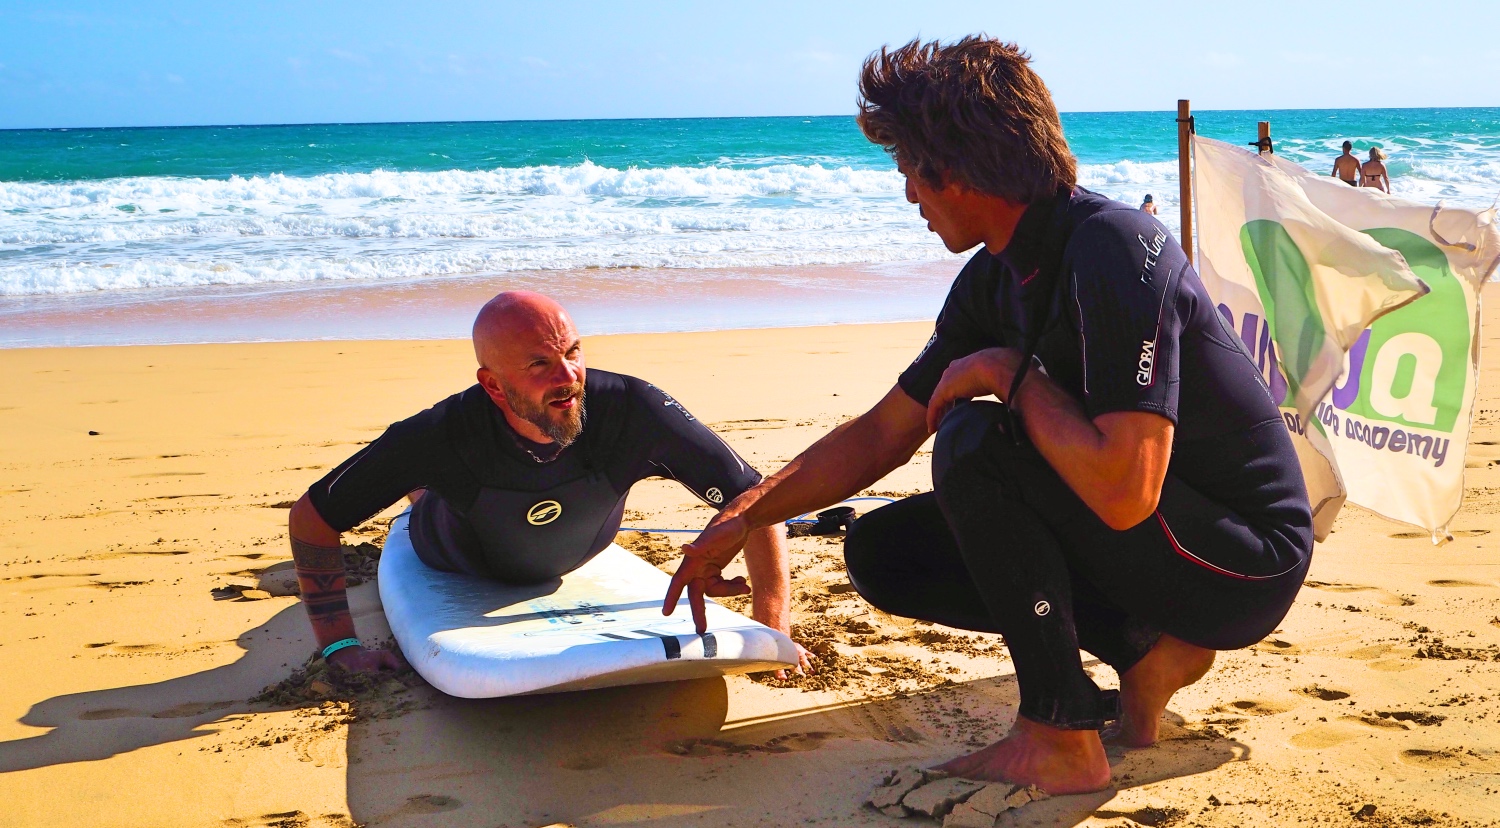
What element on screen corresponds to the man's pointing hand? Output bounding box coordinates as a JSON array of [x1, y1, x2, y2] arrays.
[[663, 514, 752, 634]]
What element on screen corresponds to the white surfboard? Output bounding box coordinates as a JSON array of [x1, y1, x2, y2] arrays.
[[378, 511, 798, 698]]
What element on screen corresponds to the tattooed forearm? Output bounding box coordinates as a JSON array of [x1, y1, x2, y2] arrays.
[[291, 537, 355, 646]]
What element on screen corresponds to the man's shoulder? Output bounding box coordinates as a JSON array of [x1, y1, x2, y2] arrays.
[[582, 370, 711, 451], [583, 369, 675, 423], [600, 371, 695, 419], [1067, 200, 1166, 257], [413, 384, 498, 440], [948, 247, 1001, 295], [407, 384, 485, 425]]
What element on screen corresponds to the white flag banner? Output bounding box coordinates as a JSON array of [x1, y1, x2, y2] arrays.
[[1193, 135, 1500, 539]]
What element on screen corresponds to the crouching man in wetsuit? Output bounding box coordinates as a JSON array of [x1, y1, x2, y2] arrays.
[[289, 291, 810, 677], [668, 37, 1312, 793]]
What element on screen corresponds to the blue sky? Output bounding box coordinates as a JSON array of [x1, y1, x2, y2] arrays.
[[2, 0, 1496, 129]]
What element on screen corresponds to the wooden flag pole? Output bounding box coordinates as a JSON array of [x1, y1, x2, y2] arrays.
[[1176, 99, 1194, 262], [1257, 121, 1273, 155]]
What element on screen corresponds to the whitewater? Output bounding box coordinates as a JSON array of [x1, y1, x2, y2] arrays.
[[2, 110, 1497, 328]]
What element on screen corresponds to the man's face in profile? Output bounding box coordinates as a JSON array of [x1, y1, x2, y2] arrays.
[[899, 160, 983, 254]]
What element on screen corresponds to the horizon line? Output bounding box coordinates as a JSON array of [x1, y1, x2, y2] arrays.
[[4, 104, 1499, 134]]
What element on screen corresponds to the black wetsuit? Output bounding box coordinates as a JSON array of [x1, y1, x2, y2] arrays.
[[307, 370, 761, 584], [844, 187, 1313, 729]]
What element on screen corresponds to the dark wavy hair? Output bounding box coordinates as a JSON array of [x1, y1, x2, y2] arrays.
[[857, 36, 1076, 204]]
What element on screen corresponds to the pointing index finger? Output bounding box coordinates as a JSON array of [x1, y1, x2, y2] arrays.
[[688, 578, 708, 635], [664, 559, 696, 616]]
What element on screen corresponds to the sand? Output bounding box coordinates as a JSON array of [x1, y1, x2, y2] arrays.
[[1, 298, 1499, 828]]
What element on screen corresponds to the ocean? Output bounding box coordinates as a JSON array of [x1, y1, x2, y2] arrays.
[[3, 108, 1498, 346]]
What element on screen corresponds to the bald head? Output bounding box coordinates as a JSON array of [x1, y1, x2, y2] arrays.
[[472, 292, 587, 446], [472, 291, 577, 371]]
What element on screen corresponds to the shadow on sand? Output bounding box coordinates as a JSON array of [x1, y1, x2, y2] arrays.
[[1, 593, 1249, 827]]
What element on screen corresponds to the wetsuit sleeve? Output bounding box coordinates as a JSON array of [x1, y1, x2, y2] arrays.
[[898, 253, 999, 406], [1067, 212, 1185, 423], [305, 403, 463, 532], [631, 379, 762, 508]]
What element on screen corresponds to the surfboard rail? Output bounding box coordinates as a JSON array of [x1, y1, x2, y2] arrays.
[[379, 512, 798, 698]]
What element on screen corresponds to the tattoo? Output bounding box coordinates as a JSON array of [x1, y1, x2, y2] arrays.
[[302, 593, 350, 619], [291, 538, 343, 571], [292, 537, 353, 642]]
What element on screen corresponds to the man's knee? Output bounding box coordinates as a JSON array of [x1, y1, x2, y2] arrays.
[[843, 508, 885, 594], [932, 400, 1008, 487], [843, 501, 919, 614]]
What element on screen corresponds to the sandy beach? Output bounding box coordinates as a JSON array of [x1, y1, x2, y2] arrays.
[[3, 296, 1499, 828]]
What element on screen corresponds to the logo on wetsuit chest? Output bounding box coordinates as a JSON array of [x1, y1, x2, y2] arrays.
[[526, 500, 563, 526], [1136, 340, 1157, 387]]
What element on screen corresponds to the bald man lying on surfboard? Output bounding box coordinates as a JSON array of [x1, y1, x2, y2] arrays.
[[287, 291, 811, 677]]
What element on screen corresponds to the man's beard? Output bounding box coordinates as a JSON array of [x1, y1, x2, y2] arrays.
[[503, 381, 586, 446]]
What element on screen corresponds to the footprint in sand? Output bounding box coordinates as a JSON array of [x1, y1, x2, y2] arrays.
[[1342, 643, 1421, 670], [1304, 580, 1414, 606], [1290, 723, 1363, 749], [1368, 659, 1421, 672], [1251, 637, 1300, 655], [78, 708, 142, 720], [1296, 685, 1351, 701], [1342, 715, 1410, 731], [1398, 748, 1499, 770], [1218, 699, 1292, 716], [1426, 579, 1495, 588], [1344, 645, 1422, 669], [397, 795, 462, 816], [1346, 644, 1393, 660], [152, 701, 233, 719]]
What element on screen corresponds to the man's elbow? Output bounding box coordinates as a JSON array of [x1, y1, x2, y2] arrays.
[[1096, 491, 1160, 532]]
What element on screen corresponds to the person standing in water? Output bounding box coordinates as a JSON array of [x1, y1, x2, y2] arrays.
[[1332, 141, 1361, 185], [667, 36, 1312, 794], [1361, 146, 1391, 193], [1139, 194, 1157, 215]]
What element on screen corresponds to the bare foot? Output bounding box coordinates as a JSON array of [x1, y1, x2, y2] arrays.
[[933, 715, 1111, 794], [1107, 634, 1216, 748]]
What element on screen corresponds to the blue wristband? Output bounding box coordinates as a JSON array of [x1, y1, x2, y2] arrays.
[[321, 638, 361, 659]]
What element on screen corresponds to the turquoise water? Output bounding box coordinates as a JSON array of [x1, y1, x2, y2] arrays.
[[7, 109, 1498, 184], [1, 109, 1496, 344]]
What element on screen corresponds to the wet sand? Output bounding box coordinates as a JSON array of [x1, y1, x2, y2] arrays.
[[1, 301, 1499, 827], [0, 260, 957, 348]]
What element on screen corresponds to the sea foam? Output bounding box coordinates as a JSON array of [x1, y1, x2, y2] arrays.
[[4, 148, 1496, 297]]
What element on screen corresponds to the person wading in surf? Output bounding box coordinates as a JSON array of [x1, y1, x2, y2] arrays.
[[667, 37, 1312, 794], [288, 291, 811, 677], [1332, 140, 1361, 185]]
